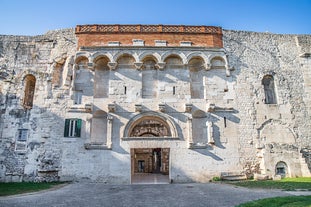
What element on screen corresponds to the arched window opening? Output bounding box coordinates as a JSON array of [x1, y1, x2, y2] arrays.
[[275, 161, 288, 178], [164, 55, 183, 69], [117, 54, 135, 69], [23, 75, 36, 109], [142, 57, 158, 98], [94, 56, 109, 98], [189, 58, 204, 99], [262, 75, 277, 104], [129, 118, 171, 137]]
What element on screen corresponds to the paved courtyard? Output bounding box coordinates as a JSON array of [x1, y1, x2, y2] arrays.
[[0, 182, 302, 207]]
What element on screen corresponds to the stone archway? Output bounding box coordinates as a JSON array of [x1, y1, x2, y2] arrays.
[[125, 112, 175, 184], [123, 111, 178, 138]]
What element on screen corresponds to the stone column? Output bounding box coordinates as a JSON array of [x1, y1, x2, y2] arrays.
[[107, 115, 113, 149], [207, 121, 214, 144], [187, 117, 193, 148]]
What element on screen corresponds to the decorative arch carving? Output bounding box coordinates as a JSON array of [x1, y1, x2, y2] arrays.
[[123, 112, 178, 138]]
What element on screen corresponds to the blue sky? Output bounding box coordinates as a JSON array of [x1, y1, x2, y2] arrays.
[[0, 0, 310, 35]]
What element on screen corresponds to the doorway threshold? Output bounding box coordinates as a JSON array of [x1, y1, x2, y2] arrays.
[[131, 174, 170, 184]]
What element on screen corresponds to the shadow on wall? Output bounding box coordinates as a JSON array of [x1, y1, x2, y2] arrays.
[[192, 147, 223, 161]]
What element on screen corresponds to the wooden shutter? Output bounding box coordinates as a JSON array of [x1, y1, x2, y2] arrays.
[[75, 119, 82, 137], [64, 119, 70, 137]]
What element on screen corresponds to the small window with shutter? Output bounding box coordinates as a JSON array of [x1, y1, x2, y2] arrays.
[[64, 119, 82, 137]]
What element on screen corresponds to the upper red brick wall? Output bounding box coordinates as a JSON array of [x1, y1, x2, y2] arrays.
[[75, 24, 223, 48]]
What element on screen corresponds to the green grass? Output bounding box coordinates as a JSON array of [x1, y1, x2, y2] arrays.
[[0, 182, 64, 196], [236, 195, 311, 207], [228, 177, 311, 191]]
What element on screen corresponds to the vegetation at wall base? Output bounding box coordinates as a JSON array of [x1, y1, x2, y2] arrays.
[[228, 177, 311, 191], [0, 182, 65, 196], [236, 195, 311, 207]]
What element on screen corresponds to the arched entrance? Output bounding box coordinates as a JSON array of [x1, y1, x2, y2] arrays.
[[275, 161, 288, 178], [125, 112, 175, 184]]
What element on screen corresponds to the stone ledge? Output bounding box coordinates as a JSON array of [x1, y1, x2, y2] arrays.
[[188, 143, 208, 149], [121, 137, 180, 141], [84, 143, 112, 150]]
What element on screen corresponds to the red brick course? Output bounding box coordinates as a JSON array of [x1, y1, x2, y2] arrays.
[[75, 24, 223, 48]]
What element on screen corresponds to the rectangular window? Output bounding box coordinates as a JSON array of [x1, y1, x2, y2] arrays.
[[17, 129, 28, 141], [64, 119, 82, 137], [15, 129, 28, 151], [74, 91, 82, 105]]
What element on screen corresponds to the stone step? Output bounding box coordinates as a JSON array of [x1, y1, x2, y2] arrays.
[[220, 172, 247, 181]]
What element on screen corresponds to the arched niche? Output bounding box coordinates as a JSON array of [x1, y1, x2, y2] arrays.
[[73, 55, 93, 98], [189, 57, 205, 99], [164, 54, 183, 69], [275, 161, 288, 178], [75, 56, 89, 69], [117, 54, 136, 69], [124, 112, 178, 138], [94, 56, 110, 98], [210, 56, 226, 69], [141, 56, 158, 98], [23, 74, 36, 109], [142, 56, 157, 70]]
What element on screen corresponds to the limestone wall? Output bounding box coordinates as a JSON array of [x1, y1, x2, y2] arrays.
[[223, 30, 311, 177], [0, 27, 310, 183]]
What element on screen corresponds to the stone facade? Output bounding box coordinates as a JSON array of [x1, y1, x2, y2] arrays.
[[0, 25, 310, 183]]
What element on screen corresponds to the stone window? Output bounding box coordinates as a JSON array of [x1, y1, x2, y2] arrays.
[[23, 74, 36, 109], [15, 129, 28, 151], [64, 119, 82, 137], [262, 75, 277, 104], [17, 129, 28, 141]]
